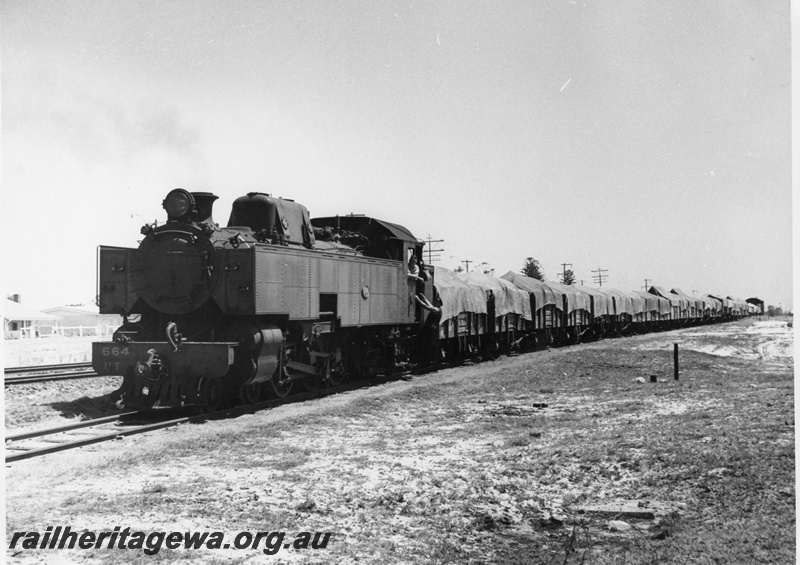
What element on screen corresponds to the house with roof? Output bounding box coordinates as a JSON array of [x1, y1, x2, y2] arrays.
[[3, 298, 61, 339], [41, 304, 122, 337]]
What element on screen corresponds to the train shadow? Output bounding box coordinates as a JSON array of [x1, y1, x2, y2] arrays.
[[45, 386, 125, 421]]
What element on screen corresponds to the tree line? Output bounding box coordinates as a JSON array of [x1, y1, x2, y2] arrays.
[[521, 257, 575, 285]]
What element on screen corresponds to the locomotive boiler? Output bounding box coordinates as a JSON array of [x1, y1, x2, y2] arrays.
[[94, 189, 431, 410]]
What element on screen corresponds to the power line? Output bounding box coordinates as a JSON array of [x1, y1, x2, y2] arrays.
[[423, 234, 444, 264], [591, 267, 608, 287]]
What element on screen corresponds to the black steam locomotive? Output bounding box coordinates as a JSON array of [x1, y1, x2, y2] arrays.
[[94, 189, 433, 410], [94, 189, 757, 411]]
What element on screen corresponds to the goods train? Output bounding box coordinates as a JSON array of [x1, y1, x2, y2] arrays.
[[93, 189, 760, 410]]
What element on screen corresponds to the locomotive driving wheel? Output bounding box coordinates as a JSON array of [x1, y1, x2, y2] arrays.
[[302, 338, 347, 390], [233, 355, 263, 405], [201, 379, 223, 412], [239, 382, 263, 405], [326, 346, 347, 386], [300, 354, 328, 392], [301, 348, 331, 392], [266, 345, 294, 399], [301, 373, 322, 392], [267, 370, 294, 398]]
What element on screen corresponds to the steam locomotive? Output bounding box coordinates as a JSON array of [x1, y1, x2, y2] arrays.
[[94, 189, 437, 410], [93, 189, 758, 411]]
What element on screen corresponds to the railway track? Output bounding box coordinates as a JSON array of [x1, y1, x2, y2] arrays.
[[5, 411, 143, 463], [5, 372, 409, 464], [5, 362, 93, 374], [4, 363, 102, 385]]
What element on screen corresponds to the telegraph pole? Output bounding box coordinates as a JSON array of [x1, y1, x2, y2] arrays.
[[461, 259, 472, 273], [423, 235, 444, 264], [559, 263, 573, 284], [642, 278, 651, 291], [592, 267, 608, 287]]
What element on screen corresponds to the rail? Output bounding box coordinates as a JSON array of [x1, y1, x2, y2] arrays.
[[5, 362, 93, 374], [5, 371, 103, 385], [4, 362, 106, 385]]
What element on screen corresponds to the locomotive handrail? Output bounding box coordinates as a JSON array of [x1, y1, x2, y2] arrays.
[[151, 229, 198, 242], [166, 322, 182, 353]]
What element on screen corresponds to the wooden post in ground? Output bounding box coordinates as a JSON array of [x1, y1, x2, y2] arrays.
[[674, 343, 679, 380]]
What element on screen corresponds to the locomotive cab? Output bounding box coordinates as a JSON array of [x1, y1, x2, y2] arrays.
[[310, 215, 414, 261]]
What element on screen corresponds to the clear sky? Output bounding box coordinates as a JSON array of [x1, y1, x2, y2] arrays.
[[1, 1, 793, 311]]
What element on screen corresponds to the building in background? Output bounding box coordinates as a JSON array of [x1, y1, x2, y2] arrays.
[[3, 296, 61, 339], [41, 304, 122, 337]]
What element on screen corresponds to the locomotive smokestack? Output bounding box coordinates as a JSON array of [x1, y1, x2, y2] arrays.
[[192, 192, 218, 224]]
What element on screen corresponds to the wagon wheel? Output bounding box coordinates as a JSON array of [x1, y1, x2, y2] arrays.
[[448, 344, 465, 367]]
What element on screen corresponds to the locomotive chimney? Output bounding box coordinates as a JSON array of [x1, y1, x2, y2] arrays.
[[192, 192, 219, 224]]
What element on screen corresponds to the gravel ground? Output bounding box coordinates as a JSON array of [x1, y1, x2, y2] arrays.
[[5, 319, 794, 564], [5, 376, 123, 431]]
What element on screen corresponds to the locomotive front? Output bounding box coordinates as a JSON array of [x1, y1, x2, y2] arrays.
[[133, 190, 221, 316], [93, 189, 277, 410]]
